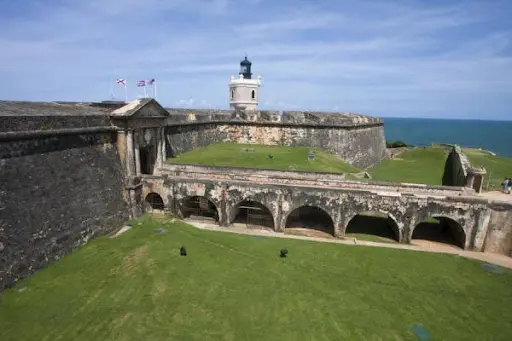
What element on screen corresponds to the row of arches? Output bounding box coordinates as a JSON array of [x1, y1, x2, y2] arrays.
[[144, 193, 467, 249]]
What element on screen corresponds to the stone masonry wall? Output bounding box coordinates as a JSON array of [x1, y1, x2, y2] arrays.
[[442, 145, 470, 187], [142, 175, 510, 253], [165, 122, 386, 168], [165, 123, 229, 157], [0, 126, 129, 290], [483, 206, 512, 256]]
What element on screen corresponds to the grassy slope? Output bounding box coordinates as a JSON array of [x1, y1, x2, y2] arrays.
[[463, 148, 512, 190], [368, 147, 448, 185], [368, 146, 512, 188], [1, 216, 511, 341], [168, 143, 360, 174]]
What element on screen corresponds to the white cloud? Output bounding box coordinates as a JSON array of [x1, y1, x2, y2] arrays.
[[0, 0, 511, 119]]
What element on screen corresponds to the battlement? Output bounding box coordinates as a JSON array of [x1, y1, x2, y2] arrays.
[[164, 107, 383, 127]]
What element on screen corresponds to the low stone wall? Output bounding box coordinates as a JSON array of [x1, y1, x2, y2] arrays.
[[442, 145, 486, 193], [160, 164, 474, 197], [0, 125, 129, 291], [442, 145, 470, 187]]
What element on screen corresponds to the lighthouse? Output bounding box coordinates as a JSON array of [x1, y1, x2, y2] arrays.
[[229, 56, 262, 111]]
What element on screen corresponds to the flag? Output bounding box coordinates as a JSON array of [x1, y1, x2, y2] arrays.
[[136, 80, 146, 87], [116, 78, 126, 85], [147, 78, 155, 85]]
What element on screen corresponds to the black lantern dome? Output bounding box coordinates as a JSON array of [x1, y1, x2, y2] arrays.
[[239, 56, 252, 79]]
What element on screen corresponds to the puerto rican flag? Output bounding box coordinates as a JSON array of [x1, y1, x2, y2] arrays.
[[116, 78, 126, 85], [136, 80, 146, 87]]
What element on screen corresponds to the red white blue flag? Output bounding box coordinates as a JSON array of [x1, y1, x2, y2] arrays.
[[147, 78, 155, 85], [136, 80, 146, 87], [116, 78, 126, 85]]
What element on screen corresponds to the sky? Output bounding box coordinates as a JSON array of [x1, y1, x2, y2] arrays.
[[1, 0, 511, 120]]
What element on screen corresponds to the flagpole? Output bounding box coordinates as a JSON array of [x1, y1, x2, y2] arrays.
[[110, 79, 115, 100], [124, 80, 128, 102], [144, 85, 147, 98], [154, 81, 158, 101]]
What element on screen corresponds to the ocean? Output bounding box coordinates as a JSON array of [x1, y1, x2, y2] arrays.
[[383, 117, 512, 157]]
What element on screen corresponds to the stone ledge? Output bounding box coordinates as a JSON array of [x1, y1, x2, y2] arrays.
[[0, 126, 115, 141]]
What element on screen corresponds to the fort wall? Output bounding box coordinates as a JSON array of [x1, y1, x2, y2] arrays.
[[442, 145, 486, 193], [483, 206, 512, 256], [0, 113, 129, 291], [164, 108, 386, 168]]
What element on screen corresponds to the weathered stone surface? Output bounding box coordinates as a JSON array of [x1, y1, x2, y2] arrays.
[[165, 122, 385, 168], [442, 145, 486, 193], [140, 172, 512, 255], [0, 128, 129, 291]]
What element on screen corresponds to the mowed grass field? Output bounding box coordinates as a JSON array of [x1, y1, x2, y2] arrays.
[[1, 216, 511, 341], [463, 148, 512, 190], [368, 147, 448, 185], [167, 143, 360, 174], [368, 146, 512, 188]]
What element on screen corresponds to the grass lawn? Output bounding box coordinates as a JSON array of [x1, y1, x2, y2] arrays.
[[1, 216, 511, 341], [462, 148, 512, 191], [368, 147, 448, 185], [167, 142, 360, 174]]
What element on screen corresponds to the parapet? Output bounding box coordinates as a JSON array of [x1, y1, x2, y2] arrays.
[[0, 100, 112, 132], [163, 107, 383, 127]]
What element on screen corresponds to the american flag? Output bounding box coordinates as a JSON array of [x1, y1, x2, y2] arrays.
[[136, 80, 146, 87], [116, 78, 126, 85], [147, 78, 155, 85]]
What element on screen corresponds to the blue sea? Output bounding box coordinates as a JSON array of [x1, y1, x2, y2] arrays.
[[383, 118, 512, 157]]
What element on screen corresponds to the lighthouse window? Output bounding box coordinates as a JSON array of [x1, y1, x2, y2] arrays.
[[251, 90, 255, 99], [231, 89, 234, 99]]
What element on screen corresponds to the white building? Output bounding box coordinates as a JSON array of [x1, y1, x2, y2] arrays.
[[229, 56, 262, 111]]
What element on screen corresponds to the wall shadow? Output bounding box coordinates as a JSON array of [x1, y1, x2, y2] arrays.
[[285, 206, 334, 237], [412, 217, 465, 249], [232, 200, 274, 230], [180, 196, 219, 223], [345, 212, 399, 242]]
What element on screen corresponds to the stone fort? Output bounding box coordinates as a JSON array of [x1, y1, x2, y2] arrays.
[[1, 57, 511, 291]]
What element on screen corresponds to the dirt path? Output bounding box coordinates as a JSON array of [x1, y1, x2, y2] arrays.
[[479, 190, 512, 202], [184, 219, 512, 269]]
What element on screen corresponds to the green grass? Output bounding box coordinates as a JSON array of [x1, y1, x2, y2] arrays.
[[168, 142, 360, 174], [462, 148, 512, 190], [1, 216, 511, 341], [368, 147, 449, 185], [366, 146, 512, 189]]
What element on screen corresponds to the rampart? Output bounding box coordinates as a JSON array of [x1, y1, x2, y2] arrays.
[[163, 107, 386, 168], [442, 145, 486, 192], [0, 101, 130, 291]]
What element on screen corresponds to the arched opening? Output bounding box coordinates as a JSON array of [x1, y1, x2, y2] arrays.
[[251, 90, 255, 99], [181, 196, 219, 224], [285, 206, 334, 238], [145, 192, 165, 212], [232, 200, 274, 231], [231, 89, 234, 99], [140, 145, 156, 175], [345, 211, 399, 243], [412, 216, 466, 249]]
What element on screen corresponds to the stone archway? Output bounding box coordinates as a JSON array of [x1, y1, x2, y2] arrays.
[[145, 192, 165, 212], [285, 206, 335, 238], [345, 211, 400, 242], [180, 196, 219, 224], [411, 216, 466, 249], [231, 200, 274, 231]]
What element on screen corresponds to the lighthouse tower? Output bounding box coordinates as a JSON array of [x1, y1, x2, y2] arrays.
[[229, 56, 262, 111]]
